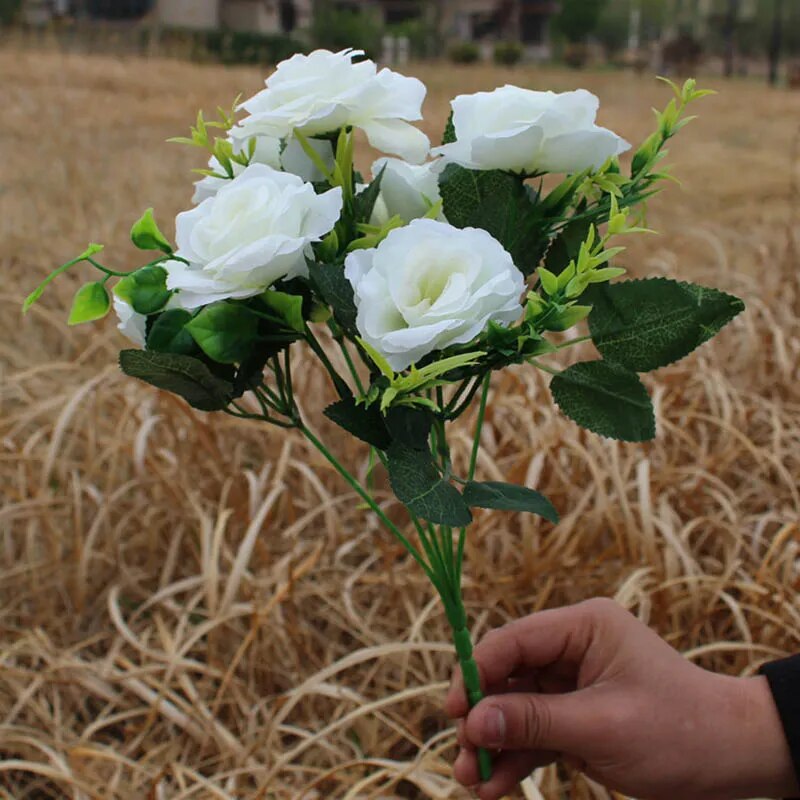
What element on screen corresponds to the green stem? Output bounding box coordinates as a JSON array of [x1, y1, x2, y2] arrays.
[[338, 339, 365, 395], [556, 334, 591, 350], [528, 358, 560, 376], [305, 325, 352, 399], [468, 373, 491, 482], [299, 425, 438, 588], [451, 617, 492, 782]]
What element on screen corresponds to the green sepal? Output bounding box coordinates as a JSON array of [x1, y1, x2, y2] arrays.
[[67, 282, 110, 325], [462, 481, 559, 524], [130, 208, 173, 254], [119, 349, 233, 412], [442, 111, 456, 145], [114, 266, 171, 315], [261, 290, 305, 333], [550, 360, 655, 442], [586, 278, 745, 372], [354, 163, 386, 224], [185, 302, 259, 364]]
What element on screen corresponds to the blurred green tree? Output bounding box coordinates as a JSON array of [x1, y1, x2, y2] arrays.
[[554, 0, 609, 43], [0, 0, 22, 25]]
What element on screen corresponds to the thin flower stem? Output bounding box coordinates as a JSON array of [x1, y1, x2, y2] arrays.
[[305, 325, 351, 398], [446, 374, 486, 421], [556, 334, 592, 350], [299, 425, 438, 587], [528, 359, 560, 376], [338, 339, 365, 395], [468, 372, 491, 482]]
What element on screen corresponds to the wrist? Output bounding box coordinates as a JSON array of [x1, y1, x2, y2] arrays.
[[707, 674, 799, 799]]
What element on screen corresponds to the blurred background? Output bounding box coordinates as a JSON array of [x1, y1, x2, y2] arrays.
[[3, 0, 800, 82], [1, 2, 799, 799]]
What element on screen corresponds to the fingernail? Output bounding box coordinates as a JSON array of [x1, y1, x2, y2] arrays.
[[484, 705, 505, 747]]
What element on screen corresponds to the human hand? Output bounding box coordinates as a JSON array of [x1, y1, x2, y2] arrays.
[[446, 598, 797, 800]]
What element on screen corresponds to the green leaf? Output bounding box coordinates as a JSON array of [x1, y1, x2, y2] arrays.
[[550, 360, 655, 442], [146, 309, 196, 355], [586, 278, 745, 372], [537, 267, 558, 296], [442, 111, 456, 145], [307, 260, 358, 333], [546, 304, 592, 332], [119, 349, 233, 412], [354, 164, 386, 224], [130, 208, 173, 254], [67, 282, 110, 325], [438, 164, 546, 275], [261, 290, 305, 333], [386, 441, 472, 527], [462, 481, 559, 524], [324, 397, 391, 450], [114, 266, 171, 315], [185, 302, 259, 364]]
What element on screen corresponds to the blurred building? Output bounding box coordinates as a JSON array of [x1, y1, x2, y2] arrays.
[[155, 0, 311, 33]]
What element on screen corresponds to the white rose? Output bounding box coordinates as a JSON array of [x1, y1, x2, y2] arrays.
[[370, 157, 445, 226], [167, 163, 342, 309], [192, 135, 334, 204], [233, 48, 430, 164], [345, 219, 525, 371], [433, 86, 630, 175], [113, 296, 147, 347]]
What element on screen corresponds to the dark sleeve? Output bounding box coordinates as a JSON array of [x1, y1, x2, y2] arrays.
[[760, 654, 800, 798]]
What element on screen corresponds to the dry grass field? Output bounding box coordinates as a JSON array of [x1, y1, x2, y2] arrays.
[[1, 48, 799, 799]]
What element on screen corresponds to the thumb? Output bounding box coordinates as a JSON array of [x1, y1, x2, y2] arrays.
[[464, 690, 597, 753]]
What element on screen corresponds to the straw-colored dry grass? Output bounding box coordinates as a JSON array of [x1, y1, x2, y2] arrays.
[[1, 49, 799, 799]]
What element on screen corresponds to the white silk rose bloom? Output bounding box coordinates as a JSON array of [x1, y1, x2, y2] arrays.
[[113, 296, 147, 347], [345, 219, 525, 371], [433, 86, 630, 175], [370, 157, 445, 226], [192, 135, 335, 204], [233, 49, 430, 164], [167, 163, 342, 308]]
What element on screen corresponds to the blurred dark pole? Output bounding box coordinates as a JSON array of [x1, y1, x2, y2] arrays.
[[768, 0, 784, 86], [723, 0, 739, 78]]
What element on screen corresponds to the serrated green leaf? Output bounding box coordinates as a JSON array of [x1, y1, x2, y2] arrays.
[[586, 278, 745, 372], [438, 164, 546, 275], [261, 290, 305, 333], [114, 266, 171, 315], [67, 282, 110, 325], [324, 397, 391, 450], [462, 481, 559, 523], [386, 441, 472, 527], [146, 309, 195, 354], [119, 349, 233, 411], [185, 302, 259, 364], [550, 360, 655, 442], [130, 208, 172, 254], [384, 406, 434, 450], [307, 260, 358, 334]]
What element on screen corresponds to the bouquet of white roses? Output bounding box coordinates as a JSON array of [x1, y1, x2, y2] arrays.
[[25, 49, 744, 780]]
